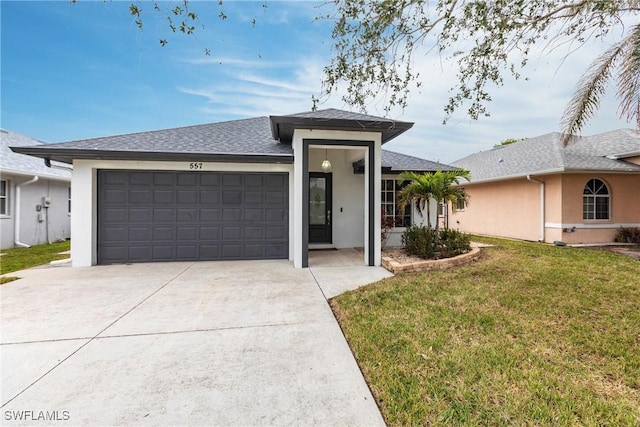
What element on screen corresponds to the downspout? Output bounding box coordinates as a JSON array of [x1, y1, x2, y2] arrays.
[[15, 176, 39, 248], [527, 175, 545, 242]]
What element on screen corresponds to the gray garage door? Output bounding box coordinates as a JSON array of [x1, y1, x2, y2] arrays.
[[98, 170, 288, 264]]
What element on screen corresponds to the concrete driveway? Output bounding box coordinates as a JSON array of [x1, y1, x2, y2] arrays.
[[0, 260, 391, 426]]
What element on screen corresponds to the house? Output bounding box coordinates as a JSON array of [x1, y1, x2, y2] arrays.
[[11, 109, 453, 267], [1, 129, 71, 249], [448, 129, 640, 244]]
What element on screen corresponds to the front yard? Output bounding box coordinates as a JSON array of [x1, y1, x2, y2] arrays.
[[0, 240, 70, 283], [331, 237, 640, 426]]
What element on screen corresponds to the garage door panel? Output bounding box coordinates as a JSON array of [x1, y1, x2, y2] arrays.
[[102, 208, 127, 223], [266, 244, 287, 257], [199, 190, 220, 204], [199, 227, 219, 240], [199, 208, 220, 222], [152, 246, 174, 260], [153, 173, 175, 186], [98, 170, 288, 264], [177, 173, 198, 186], [222, 190, 242, 205], [102, 227, 127, 242], [222, 244, 242, 258], [266, 226, 286, 239], [177, 190, 197, 204], [177, 227, 197, 240], [129, 172, 153, 185], [177, 208, 197, 222], [129, 246, 153, 261], [153, 190, 175, 204], [266, 208, 287, 222], [154, 227, 174, 240], [245, 226, 265, 239], [222, 174, 242, 186], [244, 191, 263, 204], [103, 189, 127, 204], [199, 245, 220, 258], [176, 246, 197, 259], [222, 208, 242, 221], [223, 227, 242, 240], [245, 245, 264, 258], [244, 208, 263, 222], [266, 191, 285, 204], [130, 227, 152, 241], [129, 208, 152, 222], [129, 190, 152, 204]]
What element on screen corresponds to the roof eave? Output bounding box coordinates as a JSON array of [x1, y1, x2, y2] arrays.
[[10, 147, 294, 165], [0, 167, 71, 182], [269, 115, 414, 144], [464, 167, 640, 185]]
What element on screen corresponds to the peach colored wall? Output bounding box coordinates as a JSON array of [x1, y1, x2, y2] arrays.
[[450, 178, 543, 241], [624, 156, 640, 166], [450, 173, 640, 244], [557, 173, 640, 244]]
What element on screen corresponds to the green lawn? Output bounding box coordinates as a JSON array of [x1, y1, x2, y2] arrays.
[[331, 237, 640, 426], [0, 240, 71, 282]]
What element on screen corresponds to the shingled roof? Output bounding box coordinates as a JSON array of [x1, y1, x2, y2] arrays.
[[11, 117, 292, 164], [11, 109, 416, 165], [1, 129, 71, 180], [453, 129, 640, 183], [352, 150, 455, 173]]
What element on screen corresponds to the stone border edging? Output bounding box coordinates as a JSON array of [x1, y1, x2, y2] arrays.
[[381, 245, 482, 274]]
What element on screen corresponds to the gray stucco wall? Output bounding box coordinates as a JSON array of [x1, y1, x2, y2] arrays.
[[0, 174, 70, 249]]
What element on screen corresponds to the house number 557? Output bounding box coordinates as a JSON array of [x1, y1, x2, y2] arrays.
[[189, 162, 203, 170]]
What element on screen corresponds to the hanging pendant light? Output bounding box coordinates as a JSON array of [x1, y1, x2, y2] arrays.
[[321, 149, 332, 172]]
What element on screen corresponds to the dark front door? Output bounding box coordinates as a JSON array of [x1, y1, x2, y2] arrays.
[[309, 172, 332, 244]]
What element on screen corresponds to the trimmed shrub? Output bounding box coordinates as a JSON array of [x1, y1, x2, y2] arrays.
[[401, 226, 471, 259], [614, 226, 640, 244], [401, 226, 437, 259], [437, 228, 472, 258]]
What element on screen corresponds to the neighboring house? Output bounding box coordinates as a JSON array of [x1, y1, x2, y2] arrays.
[[1, 129, 71, 249], [449, 129, 640, 244], [12, 109, 453, 268]]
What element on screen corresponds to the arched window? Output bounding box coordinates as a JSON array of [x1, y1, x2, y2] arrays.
[[583, 179, 610, 220]]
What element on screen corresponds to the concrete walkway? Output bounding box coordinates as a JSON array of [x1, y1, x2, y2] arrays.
[[0, 260, 390, 426]]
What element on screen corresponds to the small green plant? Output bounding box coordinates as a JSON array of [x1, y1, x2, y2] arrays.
[[615, 226, 640, 244]]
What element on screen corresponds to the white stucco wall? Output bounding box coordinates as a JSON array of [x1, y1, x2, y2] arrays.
[[1, 173, 70, 249], [71, 159, 294, 267]]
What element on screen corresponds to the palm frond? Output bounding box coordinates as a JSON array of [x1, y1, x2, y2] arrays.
[[617, 24, 640, 128], [561, 41, 625, 146]]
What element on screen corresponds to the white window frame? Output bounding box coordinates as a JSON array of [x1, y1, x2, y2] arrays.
[[583, 178, 610, 221], [68, 186, 72, 215], [381, 178, 412, 228], [0, 179, 9, 216]]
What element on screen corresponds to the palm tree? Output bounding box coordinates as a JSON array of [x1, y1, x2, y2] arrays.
[[427, 170, 471, 237], [396, 171, 436, 227], [561, 24, 640, 145], [397, 170, 470, 237]]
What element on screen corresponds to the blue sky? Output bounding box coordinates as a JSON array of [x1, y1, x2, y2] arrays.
[[1, 1, 631, 164]]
